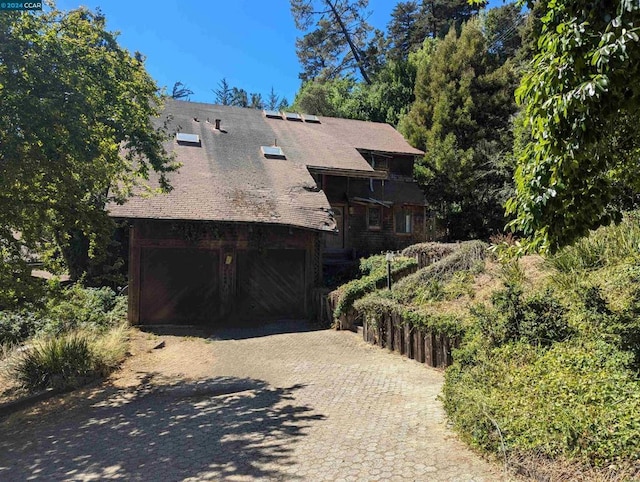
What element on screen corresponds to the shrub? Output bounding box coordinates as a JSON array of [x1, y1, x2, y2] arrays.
[[333, 255, 417, 317], [0, 309, 49, 345], [478, 286, 571, 348], [12, 332, 96, 391], [43, 285, 127, 335], [547, 213, 640, 273], [444, 339, 640, 466], [394, 241, 489, 303], [10, 326, 129, 391], [401, 242, 458, 261]]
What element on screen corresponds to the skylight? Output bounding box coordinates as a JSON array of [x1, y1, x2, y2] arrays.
[[284, 112, 302, 121], [263, 109, 282, 119], [261, 146, 286, 159], [176, 133, 201, 145], [302, 114, 321, 123]]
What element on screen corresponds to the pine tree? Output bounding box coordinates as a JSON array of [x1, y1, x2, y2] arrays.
[[213, 78, 232, 105]]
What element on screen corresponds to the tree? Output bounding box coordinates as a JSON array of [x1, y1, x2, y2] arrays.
[[0, 8, 175, 305], [387, 1, 423, 60], [293, 79, 350, 116], [290, 0, 377, 84], [267, 87, 280, 110], [507, 0, 640, 252], [171, 81, 193, 100], [249, 92, 264, 110], [484, 3, 526, 63], [418, 0, 486, 39], [278, 97, 291, 111], [400, 19, 519, 239], [213, 78, 233, 105], [230, 87, 249, 107]]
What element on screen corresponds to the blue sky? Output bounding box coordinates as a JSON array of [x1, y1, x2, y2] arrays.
[[54, 0, 503, 105]]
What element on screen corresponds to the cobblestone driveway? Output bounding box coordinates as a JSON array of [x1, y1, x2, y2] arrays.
[[0, 323, 511, 481]]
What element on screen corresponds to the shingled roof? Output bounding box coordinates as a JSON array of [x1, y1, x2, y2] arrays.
[[108, 100, 423, 232]]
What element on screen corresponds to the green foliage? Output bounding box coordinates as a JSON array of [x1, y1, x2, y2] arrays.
[[507, 0, 640, 252], [290, 0, 378, 84], [474, 285, 571, 348], [400, 241, 456, 259], [444, 339, 640, 465], [0, 285, 126, 345], [547, 213, 640, 273], [353, 294, 468, 338], [0, 309, 48, 346], [0, 7, 177, 295], [443, 218, 640, 469], [333, 254, 417, 317], [10, 325, 129, 392], [12, 333, 95, 391], [352, 241, 485, 339], [44, 285, 127, 335], [394, 240, 488, 302], [400, 19, 519, 239]]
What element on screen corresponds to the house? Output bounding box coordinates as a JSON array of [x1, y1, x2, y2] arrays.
[[109, 100, 425, 326]]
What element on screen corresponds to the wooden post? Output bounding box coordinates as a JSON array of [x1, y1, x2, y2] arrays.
[[393, 316, 403, 354], [425, 332, 436, 367], [385, 313, 393, 350], [403, 323, 413, 359], [413, 330, 425, 363]]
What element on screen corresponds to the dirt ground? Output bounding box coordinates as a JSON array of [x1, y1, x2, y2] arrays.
[[0, 329, 217, 408]]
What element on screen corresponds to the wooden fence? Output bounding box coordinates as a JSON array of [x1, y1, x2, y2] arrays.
[[362, 312, 457, 368]]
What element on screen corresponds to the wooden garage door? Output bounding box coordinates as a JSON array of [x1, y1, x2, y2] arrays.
[[140, 248, 219, 325], [236, 249, 306, 319]]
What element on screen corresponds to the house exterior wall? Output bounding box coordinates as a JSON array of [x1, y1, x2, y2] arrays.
[[320, 155, 436, 255], [127, 219, 321, 325], [345, 204, 427, 255]]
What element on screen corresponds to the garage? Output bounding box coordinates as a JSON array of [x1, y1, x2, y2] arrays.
[[139, 247, 220, 325]]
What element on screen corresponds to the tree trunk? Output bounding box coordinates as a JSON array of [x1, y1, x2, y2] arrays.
[[326, 0, 372, 85]]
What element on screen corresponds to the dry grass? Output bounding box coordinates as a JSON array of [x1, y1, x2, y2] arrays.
[[510, 453, 640, 482]]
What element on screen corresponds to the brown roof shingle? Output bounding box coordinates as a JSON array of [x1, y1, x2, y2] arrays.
[[108, 100, 423, 231]]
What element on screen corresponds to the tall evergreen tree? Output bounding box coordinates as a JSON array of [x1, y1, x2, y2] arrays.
[[249, 92, 265, 110], [213, 78, 233, 105], [418, 0, 486, 39], [400, 19, 519, 239], [231, 87, 248, 108], [267, 87, 280, 110], [387, 1, 423, 60]]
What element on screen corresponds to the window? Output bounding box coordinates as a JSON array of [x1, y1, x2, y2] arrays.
[[176, 133, 201, 145], [395, 209, 412, 234], [302, 114, 321, 123], [263, 109, 282, 119], [284, 112, 302, 121], [367, 206, 382, 230], [372, 157, 388, 171], [261, 146, 286, 159]]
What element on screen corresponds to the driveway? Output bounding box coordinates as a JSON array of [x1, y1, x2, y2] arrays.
[[0, 322, 512, 481]]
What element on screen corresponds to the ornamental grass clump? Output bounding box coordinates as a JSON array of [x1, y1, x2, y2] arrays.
[[10, 325, 129, 392]]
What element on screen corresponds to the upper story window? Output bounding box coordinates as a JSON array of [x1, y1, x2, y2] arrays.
[[372, 157, 388, 171], [395, 208, 412, 234]]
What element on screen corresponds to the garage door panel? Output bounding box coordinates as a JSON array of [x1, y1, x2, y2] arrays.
[[140, 248, 219, 324], [237, 249, 305, 319]]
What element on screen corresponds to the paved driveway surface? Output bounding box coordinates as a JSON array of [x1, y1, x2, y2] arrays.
[[0, 323, 511, 481]]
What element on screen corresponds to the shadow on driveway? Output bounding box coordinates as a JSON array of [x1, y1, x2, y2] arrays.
[[140, 319, 322, 341], [0, 375, 324, 480]]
